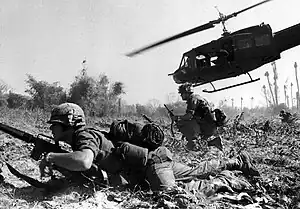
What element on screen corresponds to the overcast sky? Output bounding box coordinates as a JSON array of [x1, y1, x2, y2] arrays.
[[1, 0, 300, 108]]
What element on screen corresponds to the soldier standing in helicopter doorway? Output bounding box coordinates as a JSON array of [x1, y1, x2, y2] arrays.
[[172, 83, 222, 151]]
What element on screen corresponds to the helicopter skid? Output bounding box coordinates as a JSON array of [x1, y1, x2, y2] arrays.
[[201, 73, 260, 93]]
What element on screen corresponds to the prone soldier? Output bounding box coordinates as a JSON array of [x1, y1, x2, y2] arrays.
[[39, 102, 259, 196]]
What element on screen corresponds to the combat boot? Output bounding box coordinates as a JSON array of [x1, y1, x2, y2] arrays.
[[207, 136, 223, 151], [224, 151, 260, 177]]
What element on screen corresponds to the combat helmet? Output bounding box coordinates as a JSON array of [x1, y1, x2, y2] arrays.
[[178, 83, 193, 94], [48, 103, 86, 127]]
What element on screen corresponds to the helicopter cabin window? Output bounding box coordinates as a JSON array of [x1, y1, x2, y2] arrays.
[[196, 55, 209, 67], [255, 34, 271, 46], [236, 38, 253, 49]]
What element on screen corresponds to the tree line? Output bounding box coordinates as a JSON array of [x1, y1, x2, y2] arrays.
[[2, 61, 293, 119], [0, 69, 127, 117], [0, 68, 191, 118]]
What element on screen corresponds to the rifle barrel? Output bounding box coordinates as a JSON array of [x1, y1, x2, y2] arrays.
[[0, 123, 36, 143]]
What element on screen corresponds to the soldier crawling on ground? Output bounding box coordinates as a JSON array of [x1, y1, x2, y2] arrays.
[[37, 102, 260, 197]]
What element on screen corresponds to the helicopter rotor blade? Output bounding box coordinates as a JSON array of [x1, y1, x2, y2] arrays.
[[222, 0, 274, 22], [126, 23, 215, 57], [126, 0, 274, 57]]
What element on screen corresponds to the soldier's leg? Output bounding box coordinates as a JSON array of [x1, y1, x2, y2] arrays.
[[145, 147, 176, 191], [223, 151, 260, 177], [145, 161, 176, 191], [198, 118, 223, 151], [184, 170, 252, 196], [172, 159, 224, 180], [176, 119, 201, 150], [172, 151, 259, 180]]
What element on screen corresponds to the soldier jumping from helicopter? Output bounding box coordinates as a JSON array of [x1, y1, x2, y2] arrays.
[[171, 83, 224, 151]]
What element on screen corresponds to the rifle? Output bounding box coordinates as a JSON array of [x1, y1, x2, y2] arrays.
[[142, 114, 153, 123], [164, 104, 175, 137], [0, 122, 107, 189]]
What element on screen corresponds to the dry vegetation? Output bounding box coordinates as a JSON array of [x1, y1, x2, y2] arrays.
[[0, 107, 300, 209]]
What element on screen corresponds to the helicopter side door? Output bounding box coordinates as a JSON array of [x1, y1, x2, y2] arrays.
[[234, 33, 255, 61]]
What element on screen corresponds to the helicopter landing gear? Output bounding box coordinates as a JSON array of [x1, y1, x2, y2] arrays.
[[202, 72, 260, 93]]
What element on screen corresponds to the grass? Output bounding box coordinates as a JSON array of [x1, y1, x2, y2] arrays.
[[0, 107, 300, 208]]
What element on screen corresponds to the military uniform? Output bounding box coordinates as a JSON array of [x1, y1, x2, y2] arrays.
[[177, 93, 217, 149], [44, 102, 258, 196], [70, 126, 258, 193], [279, 110, 293, 123], [71, 127, 149, 186], [145, 146, 259, 194], [67, 127, 258, 195]]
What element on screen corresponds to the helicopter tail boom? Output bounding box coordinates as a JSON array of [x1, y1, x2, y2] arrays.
[[274, 23, 300, 53]]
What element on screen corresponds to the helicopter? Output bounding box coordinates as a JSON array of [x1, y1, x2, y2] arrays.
[[126, 0, 300, 93]]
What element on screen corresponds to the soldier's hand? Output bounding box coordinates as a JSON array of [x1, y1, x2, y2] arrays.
[[39, 153, 53, 179]]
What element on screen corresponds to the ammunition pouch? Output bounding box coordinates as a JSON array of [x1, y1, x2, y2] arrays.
[[116, 142, 149, 167]]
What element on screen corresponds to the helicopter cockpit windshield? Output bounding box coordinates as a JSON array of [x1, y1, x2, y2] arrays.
[[179, 53, 213, 70], [180, 55, 192, 68]]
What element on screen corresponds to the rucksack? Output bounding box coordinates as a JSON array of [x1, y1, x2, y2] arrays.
[[108, 119, 164, 151], [213, 108, 227, 127]]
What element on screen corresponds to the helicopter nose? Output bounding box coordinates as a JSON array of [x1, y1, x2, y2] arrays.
[[173, 73, 184, 84]]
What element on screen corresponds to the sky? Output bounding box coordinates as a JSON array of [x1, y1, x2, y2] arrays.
[[0, 0, 300, 108]]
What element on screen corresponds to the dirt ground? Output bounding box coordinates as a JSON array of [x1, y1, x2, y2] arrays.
[[0, 113, 300, 209]]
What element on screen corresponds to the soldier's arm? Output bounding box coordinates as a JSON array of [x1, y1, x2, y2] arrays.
[[177, 97, 197, 121], [178, 112, 194, 121], [46, 149, 94, 171], [47, 130, 100, 171]]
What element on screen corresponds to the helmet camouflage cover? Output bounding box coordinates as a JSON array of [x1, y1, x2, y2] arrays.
[[48, 103, 86, 127], [178, 83, 193, 94]]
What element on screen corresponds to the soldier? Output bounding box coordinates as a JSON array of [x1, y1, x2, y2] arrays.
[[39, 102, 148, 186], [40, 102, 259, 195], [279, 109, 293, 123], [172, 83, 222, 151]]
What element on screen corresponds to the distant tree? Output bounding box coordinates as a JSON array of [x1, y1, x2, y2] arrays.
[[6, 92, 30, 108], [68, 70, 125, 116], [0, 80, 9, 107], [109, 81, 125, 115], [136, 104, 151, 117], [218, 99, 228, 108], [146, 99, 161, 115], [164, 100, 186, 115], [25, 74, 67, 109], [0, 79, 9, 95], [122, 103, 137, 116]]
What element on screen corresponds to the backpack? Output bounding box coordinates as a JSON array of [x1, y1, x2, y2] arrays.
[[108, 119, 164, 151], [213, 108, 227, 127]]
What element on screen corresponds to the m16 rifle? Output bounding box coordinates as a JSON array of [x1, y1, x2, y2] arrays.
[[0, 122, 106, 190], [164, 104, 175, 137]]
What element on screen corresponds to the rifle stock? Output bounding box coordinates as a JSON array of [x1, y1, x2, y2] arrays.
[[0, 122, 106, 189]]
